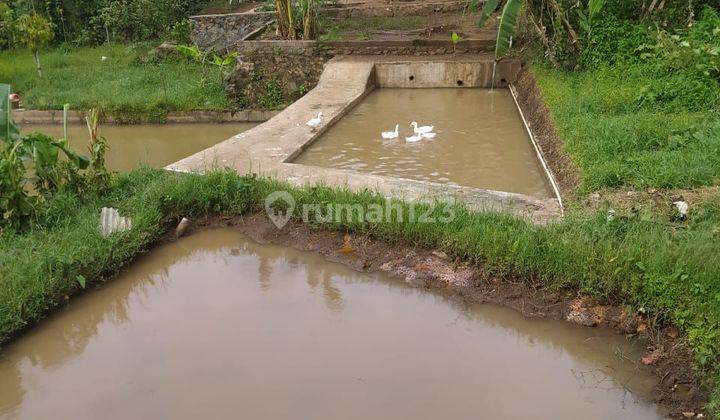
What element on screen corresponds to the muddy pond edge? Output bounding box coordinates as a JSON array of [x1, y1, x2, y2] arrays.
[[0, 168, 712, 417]]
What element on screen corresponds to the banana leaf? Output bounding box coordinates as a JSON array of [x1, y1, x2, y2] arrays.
[[476, 0, 500, 27], [495, 0, 522, 59]]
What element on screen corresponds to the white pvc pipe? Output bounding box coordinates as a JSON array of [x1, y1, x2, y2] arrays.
[[509, 83, 564, 215]]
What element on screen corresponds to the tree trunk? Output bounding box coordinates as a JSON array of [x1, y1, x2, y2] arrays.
[[33, 50, 43, 77], [287, 0, 296, 39], [275, 0, 289, 37], [547, 0, 581, 54], [275, 0, 296, 39]]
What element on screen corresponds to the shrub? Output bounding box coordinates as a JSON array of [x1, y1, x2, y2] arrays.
[[0, 1, 16, 49]]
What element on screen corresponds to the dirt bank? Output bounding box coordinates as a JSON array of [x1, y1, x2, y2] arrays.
[[513, 65, 581, 197], [177, 213, 709, 417]]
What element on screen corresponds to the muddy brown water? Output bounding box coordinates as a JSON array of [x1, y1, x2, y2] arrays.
[[294, 88, 554, 198], [0, 228, 663, 419], [22, 123, 255, 172]]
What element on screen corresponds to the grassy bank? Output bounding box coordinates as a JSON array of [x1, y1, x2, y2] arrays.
[[1, 168, 719, 412], [535, 64, 720, 193], [0, 44, 230, 120], [532, 18, 720, 194]]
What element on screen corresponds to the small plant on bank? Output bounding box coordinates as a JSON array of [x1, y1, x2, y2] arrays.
[[258, 79, 285, 108], [177, 44, 237, 85], [176, 44, 210, 84], [85, 108, 110, 190], [210, 50, 238, 84], [451, 31, 462, 53], [0, 126, 89, 230], [0, 85, 115, 231]]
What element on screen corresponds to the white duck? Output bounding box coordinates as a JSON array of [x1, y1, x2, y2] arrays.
[[381, 124, 399, 139], [405, 133, 423, 143], [411, 121, 434, 135], [421, 132, 437, 139], [306, 112, 323, 129]]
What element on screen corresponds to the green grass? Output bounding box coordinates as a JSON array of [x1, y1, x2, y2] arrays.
[[1, 168, 719, 412], [534, 63, 720, 193], [0, 44, 230, 119]]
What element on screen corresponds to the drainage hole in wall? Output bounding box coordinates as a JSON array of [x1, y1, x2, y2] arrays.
[[456, 80, 464, 86], [409, 75, 415, 81]]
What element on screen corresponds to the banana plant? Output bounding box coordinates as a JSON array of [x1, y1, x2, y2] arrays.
[[472, 0, 522, 61], [177, 44, 210, 84], [471, 0, 601, 62], [210, 51, 238, 84], [1, 87, 91, 229]]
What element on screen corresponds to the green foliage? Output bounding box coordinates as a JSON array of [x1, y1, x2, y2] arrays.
[[15, 12, 53, 52], [85, 108, 110, 189], [494, 0, 522, 59], [474, 0, 499, 28], [0, 0, 207, 47], [0, 1, 16, 49], [0, 128, 90, 230], [176, 43, 237, 86], [451, 32, 461, 44], [210, 50, 238, 82], [0, 86, 110, 231], [258, 78, 285, 108], [176, 43, 203, 61], [637, 7, 720, 84], [169, 19, 193, 44], [94, 0, 200, 43], [576, 0, 606, 37], [580, 15, 650, 67]]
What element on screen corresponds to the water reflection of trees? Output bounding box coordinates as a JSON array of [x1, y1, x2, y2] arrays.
[[0, 229, 653, 415], [238, 240, 345, 312], [0, 232, 240, 414]]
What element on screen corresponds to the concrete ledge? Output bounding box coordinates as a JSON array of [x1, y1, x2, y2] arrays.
[[167, 56, 562, 223], [11, 109, 280, 125]]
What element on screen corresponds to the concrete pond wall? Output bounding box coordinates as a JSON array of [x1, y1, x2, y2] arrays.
[[167, 55, 562, 223]]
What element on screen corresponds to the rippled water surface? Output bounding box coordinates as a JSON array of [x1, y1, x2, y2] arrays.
[[0, 229, 662, 419], [294, 88, 553, 198], [23, 123, 255, 172]]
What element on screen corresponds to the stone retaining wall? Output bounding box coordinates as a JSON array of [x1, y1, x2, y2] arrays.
[[190, 1, 470, 51], [191, 12, 274, 50]]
